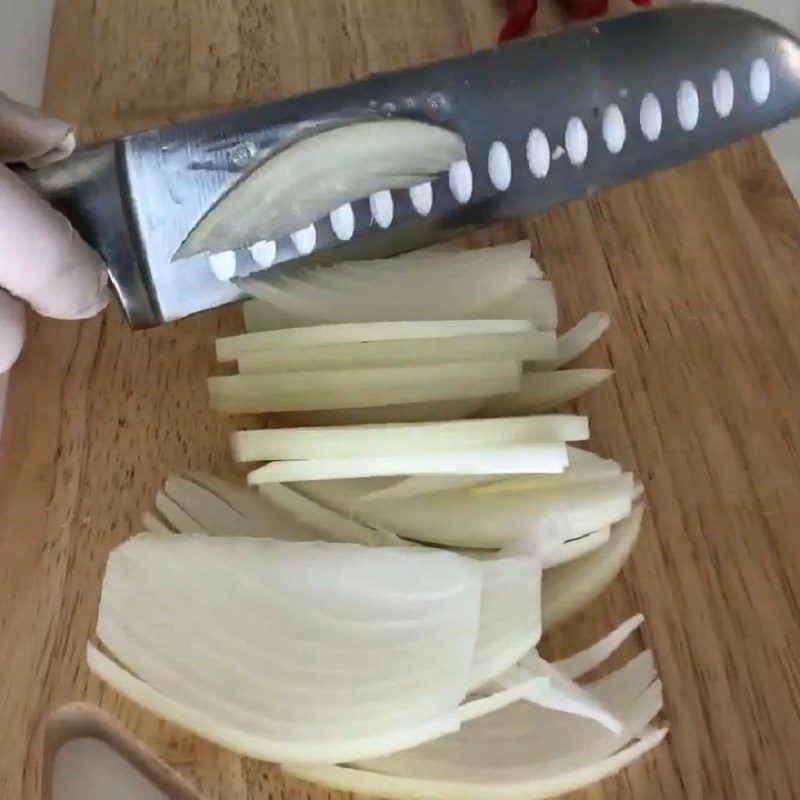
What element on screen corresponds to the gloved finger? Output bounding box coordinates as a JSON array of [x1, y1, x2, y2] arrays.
[[0, 164, 109, 320], [0, 289, 26, 372], [0, 91, 76, 168]]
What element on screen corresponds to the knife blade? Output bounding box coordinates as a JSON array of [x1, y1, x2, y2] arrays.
[[16, 4, 800, 328]]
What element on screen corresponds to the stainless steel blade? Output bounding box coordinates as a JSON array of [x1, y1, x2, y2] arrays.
[[19, 4, 800, 328]]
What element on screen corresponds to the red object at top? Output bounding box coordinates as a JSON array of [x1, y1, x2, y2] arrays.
[[567, 0, 609, 21], [498, 0, 538, 42], [498, 0, 653, 42]]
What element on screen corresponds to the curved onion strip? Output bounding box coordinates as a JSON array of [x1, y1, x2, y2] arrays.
[[283, 728, 666, 800], [352, 652, 661, 777], [531, 313, 611, 371], [148, 478, 544, 694], [258, 483, 400, 546], [175, 120, 465, 258], [359, 475, 497, 503], [469, 556, 541, 690], [247, 445, 568, 486], [294, 473, 634, 549], [164, 476, 254, 538], [162, 475, 320, 542], [88, 644, 466, 764], [477, 447, 621, 495], [282, 644, 664, 799], [217, 320, 532, 361], [542, 503, 644, 631], [189, 473, 290, 531], [89, 535, 500, 763], [154, 492, 202, 534], [273, 243, 534, 289], [233, 416, 587, 463], [241, 244, 540, 331], [554, 615, 645, 680], [208, 361, 522, 415], [141, 511, 172, 534], [476, 370, 614, 417], [493, 660, 621, 733], [545, 528, 611, 567]]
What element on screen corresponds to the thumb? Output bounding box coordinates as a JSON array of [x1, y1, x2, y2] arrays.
[[0, 165, 109, 320], [0, 91, 76, 168]]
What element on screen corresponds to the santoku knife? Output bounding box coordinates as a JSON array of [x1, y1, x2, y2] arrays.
[[15, 3, 800, 328]]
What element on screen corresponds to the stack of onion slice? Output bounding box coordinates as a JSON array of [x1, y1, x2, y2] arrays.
[[210, 243, 611, 424], [88, 240, 664, 797]]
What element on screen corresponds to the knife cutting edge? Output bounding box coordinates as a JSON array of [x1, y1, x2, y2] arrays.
[[15, 3, 800, 328]]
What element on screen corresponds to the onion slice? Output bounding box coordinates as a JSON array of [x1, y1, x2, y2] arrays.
[[217, 320, 532, 361], [295, 472, 634, 549], [476, 370, 614, 416], [469, 556, 542, 689], [174, 120, 465, 258], [233, 415, 587, 462], [283, 639, 664, 799], [269, 398, 487, 427], [246, 445, 568, 485], [477, 447, 621, 494], [241, 243, 543, 331], [208, 361, 522, 415], [89, 534, 494, 764], [236, 331, 556, 374], [542, 502, 644, 631], [258, 482, 401, 546], [532, 312, 611, 370]]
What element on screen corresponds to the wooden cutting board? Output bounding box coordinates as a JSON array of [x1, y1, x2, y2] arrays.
[[2, 1, 800, 798]]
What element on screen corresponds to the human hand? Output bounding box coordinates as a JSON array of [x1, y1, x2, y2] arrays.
[[0, 92, 109, 372]]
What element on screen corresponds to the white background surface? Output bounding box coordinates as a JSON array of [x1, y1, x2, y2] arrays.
[[0, 0, 798, 427]]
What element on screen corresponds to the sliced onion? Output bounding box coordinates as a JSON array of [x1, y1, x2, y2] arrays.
[[485, 281, 557, 331], [283, 641, 664, 799], [495, 658, 622, 733], [295, 473, 634, 549], [233, 415, 587, 462], [236, 331, 556, 374], [477, 447, 621, 494], [555, 615, 645, 679], [241, 271, 548, 328], [155, 491, 202, 533], [90, 534, 489, 763], [359, 446, 619, 502], [269, 397, 487, 427], [188, 473, 319, 541], [209, 361, 522, 414], [358, 475, 498, 503], [476, 370, 614, 417], [241, 243, 542, 330], [469, 555, 542, 690], [217, 319, 532, 361], [174, 120, 465, 258], [164, 476, 253, 538], [247, 444, 567, 485], [532, 312, 611, 370], [542, 502, 644, 631], [141, 511, 172, 534], [161, 474, 318, 542], [258, 482, 401, 546], [544, 528, 611, 567]]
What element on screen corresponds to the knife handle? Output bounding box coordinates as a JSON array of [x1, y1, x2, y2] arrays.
[[12, 145, 157, 328]]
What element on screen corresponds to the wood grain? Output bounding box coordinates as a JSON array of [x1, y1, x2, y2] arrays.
[[1, 1, 799, 798]]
